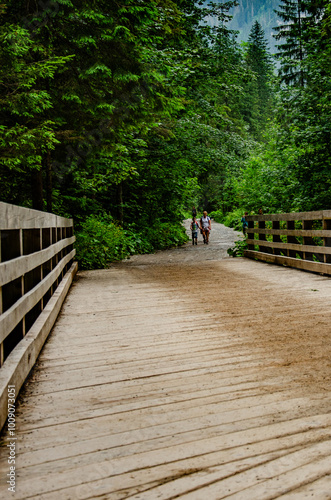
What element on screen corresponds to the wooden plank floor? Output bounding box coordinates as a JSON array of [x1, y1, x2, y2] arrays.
[[0, 256, 331, 499]]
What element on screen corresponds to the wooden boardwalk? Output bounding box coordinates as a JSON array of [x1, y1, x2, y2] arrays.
[[0, 255, 331, 499]]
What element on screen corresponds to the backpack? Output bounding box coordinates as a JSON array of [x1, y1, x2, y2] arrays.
[[200, 216, 210, 227]]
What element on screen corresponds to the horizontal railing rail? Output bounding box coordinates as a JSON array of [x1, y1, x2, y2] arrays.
[[0, 202, 76, 364], [244, 210, 331, 275], [0, 202, 78, 430]]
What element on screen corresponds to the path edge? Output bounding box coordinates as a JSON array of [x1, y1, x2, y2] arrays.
[[0, 262, 78, 432]]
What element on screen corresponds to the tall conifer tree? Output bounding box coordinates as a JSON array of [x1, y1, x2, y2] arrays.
[[274, 0, 306, 85], [244, 21, 274, 140]]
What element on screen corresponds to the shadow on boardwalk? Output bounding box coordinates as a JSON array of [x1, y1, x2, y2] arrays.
[[1, 222, 331, 499]]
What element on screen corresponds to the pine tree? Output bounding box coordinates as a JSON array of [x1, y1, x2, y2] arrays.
[[244, 21, 275, 139], [274, 0, 328, 86], [274, 0, 307, 85]]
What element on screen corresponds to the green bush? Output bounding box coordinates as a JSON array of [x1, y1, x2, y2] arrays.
[[75, 215, 189, 270], [227, 239, 248, 257], [143, 221, 189, 250], [123, 228, 154, 255], [75, 215, 131, 269], [208, 209, 224, 223], [223, 208, 245, 231]]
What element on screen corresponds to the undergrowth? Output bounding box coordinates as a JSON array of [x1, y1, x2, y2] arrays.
[[227, 239, 248, 257], [75, 214, 188, 270]]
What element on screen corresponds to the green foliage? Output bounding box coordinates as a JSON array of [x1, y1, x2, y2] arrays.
[[227, 0, 280, 55], [208, 209, 224, 223], [0, 17, 70, 175], [75, 215, 131, 269], [272, 0, 331, 210], [75, 214, 188, 270], [227, 238, 248, 257], [243, 21, 275, 140], [223, 208, 245, 231], [143, 222, 189, 250]]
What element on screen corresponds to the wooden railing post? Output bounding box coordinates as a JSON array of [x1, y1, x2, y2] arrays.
[[303, 219, 314, 261], [247, 220, 254, 250], [272, 220, 282, 255], [19, 229, 26, 337], [287, 220, 297, 258], [324, 217, 331, 264], [258, 219, 268, 253]]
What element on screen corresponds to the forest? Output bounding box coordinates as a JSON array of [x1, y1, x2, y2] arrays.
[[0, 0, 330, 268], [210, 0, 281, 54]]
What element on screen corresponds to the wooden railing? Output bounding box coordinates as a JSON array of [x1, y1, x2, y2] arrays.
[[0, 202, 78, 430], [245, 210, 331, 275]]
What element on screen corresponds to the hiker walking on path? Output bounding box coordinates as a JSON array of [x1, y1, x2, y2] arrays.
[[241, 212, 248, 236], [190, 216, 199, 245], [200, 211, 211, 244]]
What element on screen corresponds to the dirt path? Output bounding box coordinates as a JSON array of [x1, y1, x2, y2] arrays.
[[1, 221, 330, 499], [123, 219, 244, 266]]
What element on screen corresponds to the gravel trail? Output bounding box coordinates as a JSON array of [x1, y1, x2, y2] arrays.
[[123, 219, 244, 266]]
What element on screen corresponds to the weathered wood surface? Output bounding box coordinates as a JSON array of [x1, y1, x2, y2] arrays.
[[245, 211, 331, 274], [0, 236, 76, 287], [0, 202, 73, 229], [249, 228, 331, 238], [0, 257, 330, 499], [0, 202, 77, 429], [246, 238, 331, 255], [244, 250, 331, 276], [0, 262, 78, 433], [247, 210, 331, 222], [0, 249, 76, 341]]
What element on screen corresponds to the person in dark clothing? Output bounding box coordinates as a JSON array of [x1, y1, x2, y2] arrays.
[[190, 216, 199, 245], [241, 212, 248, 236]]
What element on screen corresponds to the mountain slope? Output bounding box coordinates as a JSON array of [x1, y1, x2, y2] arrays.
[[204, 0, 281, 55]]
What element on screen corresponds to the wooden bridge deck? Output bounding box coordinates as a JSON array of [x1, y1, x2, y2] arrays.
[[0, 254, 331, 499]]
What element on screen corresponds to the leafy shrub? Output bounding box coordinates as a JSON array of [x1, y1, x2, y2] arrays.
[[123, 228, 154, 255], [208, 209, 224, 223], [223, 208, 245, 231], [75, 215, 131, 269], [75, 215, 189, 270], [227, 239, 248, 257], [143, 221, 188, 250]]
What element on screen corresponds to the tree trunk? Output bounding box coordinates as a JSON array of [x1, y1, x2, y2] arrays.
[[298, 0, 305, 87], [31, 168, 44, 211], [117, 182, 123, 226], [44, 151, 52, 213]]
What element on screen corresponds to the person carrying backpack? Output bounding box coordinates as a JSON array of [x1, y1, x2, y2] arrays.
[[190, 216, 199, 245], [200, 211, 211, 244], [241, 212, 248, 236]]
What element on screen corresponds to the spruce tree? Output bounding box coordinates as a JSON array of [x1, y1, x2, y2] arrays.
[[274, 0, 307, 86], [247, 21, 274, 95], [244, 21, 274, 140]]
